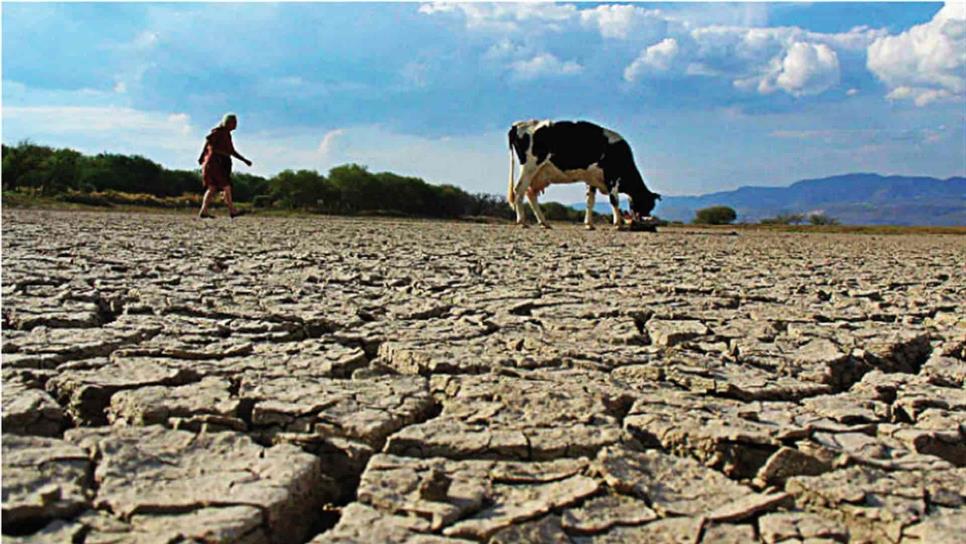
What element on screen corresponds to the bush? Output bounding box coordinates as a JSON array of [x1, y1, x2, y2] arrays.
[[252, 195, 274, 208], [694, 206, 737, 225], [760, 212, 805, 225], [56, 190, 201, 208], [808, 213, 839, 225]]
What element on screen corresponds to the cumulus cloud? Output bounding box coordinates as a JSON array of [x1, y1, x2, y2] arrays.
[[578, 4, 664, 40], [418, 2, 577, 34], [624, 38, 679, 81], [688, 26, 848, 96], [510, 53, 582, 80], [768, 41, 840, 96], [418, 2, 878, 98], [867, 2, 965, 106]]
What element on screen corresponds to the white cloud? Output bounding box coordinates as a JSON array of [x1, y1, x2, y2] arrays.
[[2, 106, 200, 167], [686, 26, 846, 96], [418, 2, 577, 34], [769, 42, 840, 96], [133, 31, 160, 50], [317, 129, 345, 157], [624, 38, 679, 82], [418, 2, 870, 99], [510, 53, 582, 80], [813, 25, 888, 51], [867, 1, 965, 106], [578, 4, 664, 40]]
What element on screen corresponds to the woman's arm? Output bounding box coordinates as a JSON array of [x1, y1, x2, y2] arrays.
[[231, 150, 252, 166]]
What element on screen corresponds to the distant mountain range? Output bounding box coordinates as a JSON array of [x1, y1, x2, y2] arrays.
[[571, 173, 966, 226]]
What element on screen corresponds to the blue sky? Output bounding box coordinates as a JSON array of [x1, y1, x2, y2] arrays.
[[3, 2, 964, 202]]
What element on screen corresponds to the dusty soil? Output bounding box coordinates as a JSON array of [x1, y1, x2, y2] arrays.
[[2, 209, 964, 543]]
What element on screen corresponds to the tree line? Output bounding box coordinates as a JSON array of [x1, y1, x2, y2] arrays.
[[2, 141, 598, 222]]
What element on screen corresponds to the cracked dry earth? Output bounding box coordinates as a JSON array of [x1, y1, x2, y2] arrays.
[[2, 209, 964, 544]]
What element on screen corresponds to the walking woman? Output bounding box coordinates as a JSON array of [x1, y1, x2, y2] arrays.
[[198, 113, 252, 218]]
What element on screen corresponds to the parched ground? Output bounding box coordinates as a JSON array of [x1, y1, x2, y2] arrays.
[[2, 209, 964, 544]]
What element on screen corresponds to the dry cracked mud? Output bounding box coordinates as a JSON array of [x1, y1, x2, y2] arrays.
[[2, 209, 964, 543]]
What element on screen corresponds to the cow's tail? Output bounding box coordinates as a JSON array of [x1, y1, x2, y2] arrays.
[[507, 145, 516, 204]]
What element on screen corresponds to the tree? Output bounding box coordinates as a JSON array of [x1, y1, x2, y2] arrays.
[[232, 173, 270, 202], [808, 213, 839, 225], [2, 141, 55, 191], [694, 206, 737, 225], [269, 169, 335, 210]]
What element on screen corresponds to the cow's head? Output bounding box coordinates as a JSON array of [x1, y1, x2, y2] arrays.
[[629, 190, 661, 222]]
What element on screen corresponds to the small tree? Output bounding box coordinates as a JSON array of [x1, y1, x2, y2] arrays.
[[694, 206, 737, 225], [808, 213, 839, 225]]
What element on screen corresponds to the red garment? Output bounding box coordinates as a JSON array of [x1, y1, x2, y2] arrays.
[[200, 126, 235, 190]]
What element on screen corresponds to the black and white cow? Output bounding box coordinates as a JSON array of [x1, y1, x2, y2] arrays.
[[508, 120, 661, 229]]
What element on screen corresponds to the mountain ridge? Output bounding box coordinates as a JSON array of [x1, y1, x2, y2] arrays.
[[571, 173, 966, 226]]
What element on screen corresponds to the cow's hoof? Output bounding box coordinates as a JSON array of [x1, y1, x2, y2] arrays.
[[517, 222, 529, 228], [584, 224, 595, 231], [539, 223, 552, 230]]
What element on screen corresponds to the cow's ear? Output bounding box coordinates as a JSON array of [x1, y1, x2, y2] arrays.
[[655, 193, 662, 201]]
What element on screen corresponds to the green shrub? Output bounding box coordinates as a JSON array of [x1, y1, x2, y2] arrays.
[[252, 195, 274, 208], [808, 213, 840, 225], [760, 212, 805, 225], [694, 206, 737, 225]]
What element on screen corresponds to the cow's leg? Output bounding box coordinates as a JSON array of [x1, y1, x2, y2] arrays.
[[526, 191, 551, 229], [513, 163, 546, 226], [609, 191, 624, 228], [511, 172, 532, 226], [584, 186, 596, 230]]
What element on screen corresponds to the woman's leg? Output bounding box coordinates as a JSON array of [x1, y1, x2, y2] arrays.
[[223, 186, 238, 216], [199, 187, 216, 217]]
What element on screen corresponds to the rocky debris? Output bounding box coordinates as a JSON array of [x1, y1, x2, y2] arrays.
[[2, 296, 104, 330], [560, 493, 657, 533], [386, 371, 633, 460], [596, 445, 780, 518], [2, 323, 159, 369], [621, 390, 791, 480], [240, 374, 435, 450], [920, 353, 966, 388], [572, 516, 705, 543], [65, 425, 337, 544], [4, 211, 966, 542], [337, 453, 597, 540], [902, 509, 966, 543], [757, 512, 847, 543], [108, 376, 245, 431], [1, 435, 92, 533], [31, 507, 273, 544], [615, 357, 833, 402], [245, 339, 370, 378], [786, 465, 966, 543], [1, 519, 86, 544], [45, 358, 198, 425], [734, 336, 859, 391], [1, 378, 65, 437], [238, 374, 436, 497], [646, 319, 709, 347], [309, 503, 467, 544]]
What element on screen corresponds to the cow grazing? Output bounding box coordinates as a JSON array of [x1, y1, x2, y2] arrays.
[[508, 120, 661, 229]]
